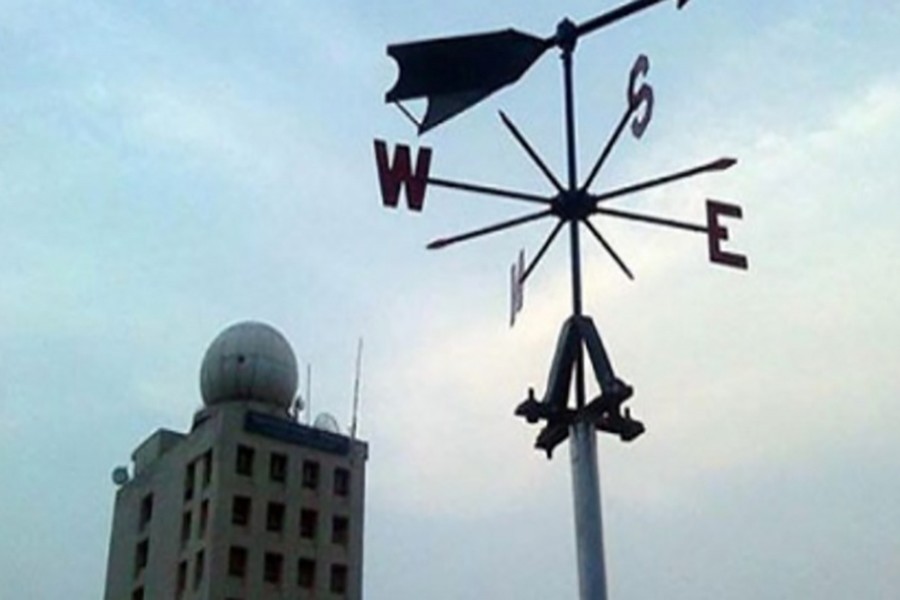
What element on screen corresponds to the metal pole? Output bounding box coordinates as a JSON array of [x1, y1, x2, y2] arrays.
[[560, 21, 609, 600]]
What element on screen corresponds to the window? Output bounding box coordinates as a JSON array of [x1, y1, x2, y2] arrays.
[[184, 462, 196, 501], [332, 516, 349, 546], [199, 500, 209, 538], [297, 558, 316, 589], [330, 563, 348, 595], [264, 552, 283, 585], [134, 539, 149, 576], [333, 467, 350, 497], [201, 450, 213, 488], [177, 560, 187, 594], [194, 549, 205, 590], [269, 452, 287, 483], [139, 494, 153, 531], [302, 460, 319, 490], [266, 502, 285, 532], [132, 587, 144, 600], [232, 496, 251, 526], [228, 546, 248, 578], [180, 512, 192, 546], [300, 509, 318, 540], [236, 445, 255, 476]]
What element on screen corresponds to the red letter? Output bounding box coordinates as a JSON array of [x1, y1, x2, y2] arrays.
[[510, 250, 525, 327], [706, 200, 748, 269], [628, 54, 654, 139], [373, 140, 432, 212]]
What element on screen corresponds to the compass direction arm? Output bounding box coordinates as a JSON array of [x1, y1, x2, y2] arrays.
[[427, 209, 554, 250], [581, 218, 634, 280], [591, 157, 737, 204], [521, 219, 566, 284], [574, 0, 691, 39], [593, 206, 707, 233], [499, 111, 565, 193], [427, 176, 552, 205], [582, 103, 635, 192], [583, 54, 654, 191], [593, 203, 749, 269]]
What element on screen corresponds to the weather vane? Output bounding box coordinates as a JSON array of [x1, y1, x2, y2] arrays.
[[373, 1, 747, 599]]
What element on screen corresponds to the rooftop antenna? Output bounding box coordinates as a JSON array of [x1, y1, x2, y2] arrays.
[[350, 337, 364, 439], [305, 363, 312, 426], [290, 393, 305, 422]]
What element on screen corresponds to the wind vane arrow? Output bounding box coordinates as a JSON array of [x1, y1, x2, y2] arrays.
[[575, 0, 692, 39], [386, 30, 550, 133], [385, 0, 693, 133]]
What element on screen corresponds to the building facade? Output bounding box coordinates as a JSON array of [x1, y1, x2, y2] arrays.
[[104, 322, 367, 600]]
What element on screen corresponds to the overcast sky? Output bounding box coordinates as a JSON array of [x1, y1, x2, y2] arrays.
[[1, 1, 898, 598]]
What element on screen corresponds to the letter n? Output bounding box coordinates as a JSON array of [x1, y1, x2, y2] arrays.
[[510, 249, 525, 327], [374, 139, 432, 212]]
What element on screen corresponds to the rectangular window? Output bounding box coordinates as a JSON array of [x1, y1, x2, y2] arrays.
[[333, 467, 350, 497], [194, 549, 205, 590], [184, 462, 196, 501], [180, 512, 192, 546], [302, 460, 320, 490], [266, 502, 285, 532], [264, 552, 283, 585], [177, 560, 187, 594], [330, 563, 348, 595], [297, 558, 316, 589], [134, 539, 149, 576], [236, 445, 255, 476], [331, 515, 349, 546], [231, 496, 251, 527], [269, 452, 287, 483], [201, 450, 213, 488], [199, 500, 209, 538], [300, 509, 318, 540], [228, 546, 248, 578], [139, 494, 153, 531]]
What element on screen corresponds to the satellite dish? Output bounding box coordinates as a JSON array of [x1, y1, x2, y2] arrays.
[[313, 412, 342, 434], [111, 466, 130, 486], [290, 394, 305, 421]]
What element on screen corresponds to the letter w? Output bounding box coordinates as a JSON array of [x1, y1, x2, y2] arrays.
[[374, 140, 432, 212]]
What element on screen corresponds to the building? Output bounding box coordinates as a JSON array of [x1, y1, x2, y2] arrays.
[[103, 322, 368, 600]]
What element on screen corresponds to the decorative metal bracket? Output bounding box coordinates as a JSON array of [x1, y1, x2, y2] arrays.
[[515, 315, 644, 457]]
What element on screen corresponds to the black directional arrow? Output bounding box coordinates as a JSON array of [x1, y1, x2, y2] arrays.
[[386, 0, 693, 133]]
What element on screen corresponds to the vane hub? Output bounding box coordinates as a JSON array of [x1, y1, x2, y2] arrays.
[[554, 18, 578, 53], [553, 189, 593, 221]]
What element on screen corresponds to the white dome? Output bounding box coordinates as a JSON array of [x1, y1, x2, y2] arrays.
[[313, 412, 342, 434], [200, 321, 298, 408]]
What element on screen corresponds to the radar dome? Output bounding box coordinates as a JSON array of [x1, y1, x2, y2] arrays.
[[313, 412, 342, 434], [200, 321, 298, 409]]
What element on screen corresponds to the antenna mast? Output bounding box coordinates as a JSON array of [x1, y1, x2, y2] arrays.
[[305, 363, 312, 426], [350, 338, 364, 439]]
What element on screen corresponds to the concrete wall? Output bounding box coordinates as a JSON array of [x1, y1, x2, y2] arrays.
[[104, 401, 367, 600]]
